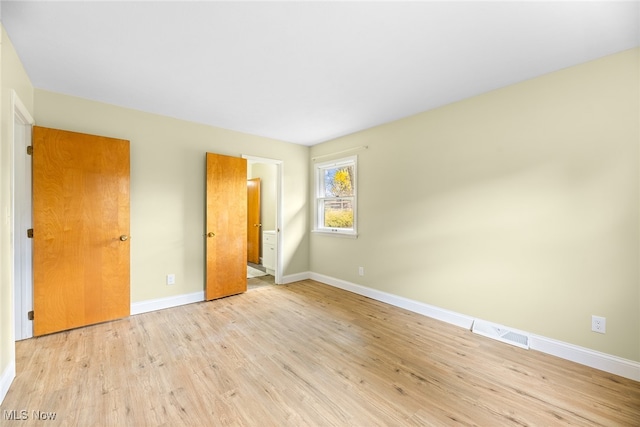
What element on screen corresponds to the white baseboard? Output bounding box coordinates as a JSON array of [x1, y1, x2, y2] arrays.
[[0, 361, 16, 405], [129, 271, 312, 315], [309, 272, 640, 382], [130, 291, 204, 316], [310, 272, 474, 329], [281, 271, 311, 285], [529, 335, 640, 381]]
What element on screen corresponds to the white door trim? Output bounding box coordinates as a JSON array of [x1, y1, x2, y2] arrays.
[[12, 90, 35, 341], [242, 155, 283, 285]]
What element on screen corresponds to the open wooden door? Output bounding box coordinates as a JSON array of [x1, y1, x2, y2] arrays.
[[247, 178, 261, 264], [32, 126, 130, 336], [206, 153, 247, 300]]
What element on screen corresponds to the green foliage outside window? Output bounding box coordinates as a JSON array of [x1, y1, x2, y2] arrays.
[[325, 209, 353, 228]]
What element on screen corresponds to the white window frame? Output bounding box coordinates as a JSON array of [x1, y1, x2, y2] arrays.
[[313, 155, 358, 237]]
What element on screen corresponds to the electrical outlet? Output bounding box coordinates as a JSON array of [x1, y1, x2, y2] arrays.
[[167, 274, 176, 285], [358, 267, 364, 276], [591, 315, 606, 334]]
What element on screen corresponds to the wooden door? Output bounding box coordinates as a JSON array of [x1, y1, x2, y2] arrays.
[[206, 153, 247, 300], [32, 126, 130, 336], [247, 178, 261, 264]]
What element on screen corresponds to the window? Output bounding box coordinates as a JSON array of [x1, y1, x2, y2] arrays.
[[314, 155, 357, 236]]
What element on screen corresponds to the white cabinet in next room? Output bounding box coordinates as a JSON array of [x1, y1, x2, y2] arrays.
[[262, 230, 277, 273]]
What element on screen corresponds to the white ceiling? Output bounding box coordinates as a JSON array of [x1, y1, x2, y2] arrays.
[[1, 1, 638, 146]]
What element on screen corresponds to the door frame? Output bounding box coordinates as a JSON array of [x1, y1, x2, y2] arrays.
[[242, 155, 283, 285], [11, 90, 35, 341]]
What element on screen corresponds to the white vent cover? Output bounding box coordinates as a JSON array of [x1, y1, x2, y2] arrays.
[[471, 319, 530, 350]]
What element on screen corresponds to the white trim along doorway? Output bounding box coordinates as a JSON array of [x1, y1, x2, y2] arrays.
[[12, 91, 35, 341]]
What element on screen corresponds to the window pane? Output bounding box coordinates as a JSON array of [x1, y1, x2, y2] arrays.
[[315, 155, 357, 235], [323, 199, 353, 228], [323, 165, 354, 197]]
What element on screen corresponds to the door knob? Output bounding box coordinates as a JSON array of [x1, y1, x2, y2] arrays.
[[207, 232, 215, 238], [119, 235, 129, 241], [254, 224, 262, 227]]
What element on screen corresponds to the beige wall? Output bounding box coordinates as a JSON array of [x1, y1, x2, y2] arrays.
[[310, 48, 640, 362], [34, 90, 309, 303], [1, 26, 34, 389]]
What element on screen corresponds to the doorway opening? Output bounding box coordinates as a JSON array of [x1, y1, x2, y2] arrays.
[[243, 155, 282, 289]]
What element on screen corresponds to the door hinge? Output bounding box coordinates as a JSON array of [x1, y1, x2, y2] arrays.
[[28, 311, 34, 320], [27, 228, 33, 238], [27, 146, 33, 155]]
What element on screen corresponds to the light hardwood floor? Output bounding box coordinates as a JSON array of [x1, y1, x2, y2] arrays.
[[247, 267, 274, 291], [2, 280, 639, 426]]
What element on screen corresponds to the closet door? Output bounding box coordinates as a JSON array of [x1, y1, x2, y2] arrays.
[[205, 153, 247, 300], [32, 126, 130, 335]]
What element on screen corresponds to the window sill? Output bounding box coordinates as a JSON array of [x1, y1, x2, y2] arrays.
[[312, 229, 358, 239]]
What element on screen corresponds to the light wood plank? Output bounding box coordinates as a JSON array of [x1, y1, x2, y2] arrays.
[[2, 280, 639, 426]]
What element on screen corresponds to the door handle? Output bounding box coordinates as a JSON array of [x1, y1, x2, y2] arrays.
[[254, 224, 262, 227], [207, 232, 215, 238], [119, 235, 129, 241]]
